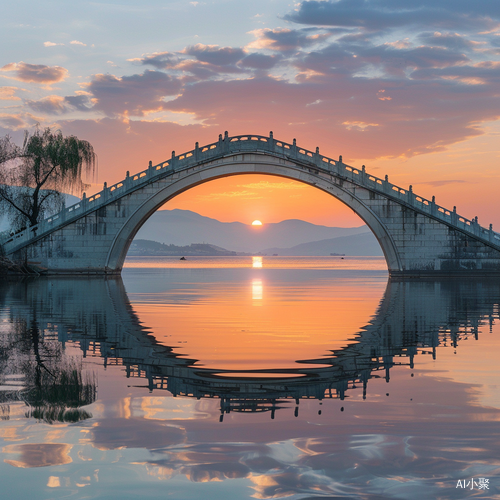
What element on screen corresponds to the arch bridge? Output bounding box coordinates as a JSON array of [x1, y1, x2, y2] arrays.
[[2, 132, 500, 276]]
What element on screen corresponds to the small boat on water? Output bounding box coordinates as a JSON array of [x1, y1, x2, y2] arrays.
[[180, 256, 186, 260]]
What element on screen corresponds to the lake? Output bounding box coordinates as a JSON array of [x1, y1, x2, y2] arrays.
[[0, 257, 498, 499]]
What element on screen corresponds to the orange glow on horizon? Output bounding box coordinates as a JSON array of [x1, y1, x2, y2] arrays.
[[162, 174, 363, 227]]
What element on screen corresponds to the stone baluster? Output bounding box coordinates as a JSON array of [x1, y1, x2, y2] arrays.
[[292, 138, 297, 158], [60, 204, 67, 223], [315, 146, 321, 166], [195, 142, 199, 162], [452, 206, 458, 225], [489, 224, 493, 242], [338, 155, 344, 176], [223, 131, 229, 153], [268, 131, 274, 152], [171, 151, 176, 171], [384, 174, 389, 194], [81, 192, 88, 214], [474, 216, 479, 236], [431, 196, 437, 216]]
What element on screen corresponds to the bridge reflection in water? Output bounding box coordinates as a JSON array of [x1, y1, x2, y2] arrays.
[[1, 276, 498, 422]]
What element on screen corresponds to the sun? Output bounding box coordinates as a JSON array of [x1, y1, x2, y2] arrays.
[[251, 220, 263, 226]]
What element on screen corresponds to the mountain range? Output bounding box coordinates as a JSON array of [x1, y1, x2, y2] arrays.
[[135, 209, 382, 255], [0, 198, 383, 256]]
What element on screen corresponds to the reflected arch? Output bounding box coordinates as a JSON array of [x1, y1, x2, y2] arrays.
[[106, 156, 399, 272]]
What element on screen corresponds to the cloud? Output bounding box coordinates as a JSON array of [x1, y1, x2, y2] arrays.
[[410, 61, 500, 83], [163, 71, 500, 159], [25, 94, 93, 115], [248, 28, 332, 52], [294, 40, 470, 78], [44, 41, 64, 47], [1, 62, 68, 84], [240, 53, 282, 70], [0, 114, 28, 130], [26, 95, 69, 114], [175, 59, 243, 80], [0, 112, 41, 130], [133, 48, 247, 80], [70, 40, 87, 46], [183, 44, 246, 66], [64, 95, 93, 111], [87, 70, 182, 117], [419, 179, 467, 187], [132, 51, 181, 70], [343, 121, 380, 131], [0, 86, 21, 100], [418, 32, 478, 50], [284, 0, 500, 31]]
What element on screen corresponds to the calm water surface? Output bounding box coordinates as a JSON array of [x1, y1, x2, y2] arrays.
[[0, 257, 499, 499]]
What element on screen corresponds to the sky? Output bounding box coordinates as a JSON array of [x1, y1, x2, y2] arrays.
[[1, 0, 500, 227]]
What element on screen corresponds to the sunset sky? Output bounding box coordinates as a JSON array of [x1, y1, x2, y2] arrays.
[[1, 0, 500, 227]]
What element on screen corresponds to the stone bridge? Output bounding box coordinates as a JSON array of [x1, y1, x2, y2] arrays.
[[2, 132, 500, 276]]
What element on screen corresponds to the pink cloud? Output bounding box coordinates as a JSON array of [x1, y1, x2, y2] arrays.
[[87, 71, 182, 117], [1, 62, 68, 84]]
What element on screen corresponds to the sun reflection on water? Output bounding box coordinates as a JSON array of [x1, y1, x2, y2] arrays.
[[252, 256, 263, 268], [252, 279, 263, 303]]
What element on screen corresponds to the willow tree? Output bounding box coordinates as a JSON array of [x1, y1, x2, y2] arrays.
[[0, 127, 96, 230]]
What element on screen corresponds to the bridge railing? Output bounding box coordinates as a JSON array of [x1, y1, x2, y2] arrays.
[[2, 132, 500, 252]]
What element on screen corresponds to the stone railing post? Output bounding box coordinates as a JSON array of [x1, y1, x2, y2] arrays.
[[124, 171, 131, 190], [407, 185, 413, 205], [315, 147, 321, 166], [431, 196, 437, 216], [452, 206, 458, 225], [384, 174, 390, 194], [82, 192, 88, 213], [223, 131, 229, 153], [195, 142, 199, 162], [338, 155, 344, 176], [292, 138, 297, 158], [268, 131, 274, 152], [361, 165, 366, 185], [148, 160, 153, 178], [171, 151, 176, 171], [489, 224, 493, 242]]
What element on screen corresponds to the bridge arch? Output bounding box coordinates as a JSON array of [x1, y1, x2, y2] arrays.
[[106, 154, 400, 272], [4, 133, 500, 276]]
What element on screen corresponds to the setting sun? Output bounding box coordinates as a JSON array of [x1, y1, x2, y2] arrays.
[[252, 220, 263, 226]]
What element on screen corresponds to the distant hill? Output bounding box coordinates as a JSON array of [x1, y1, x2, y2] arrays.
[[135, 209, 369, 253], [260, 232, 383, 256], [128, 239, 249, 256]]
